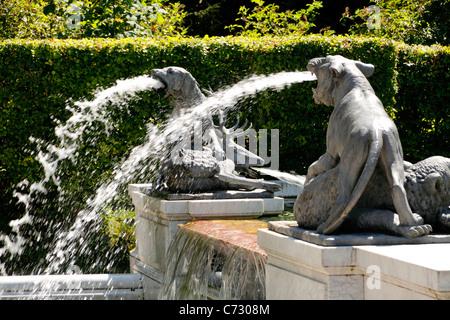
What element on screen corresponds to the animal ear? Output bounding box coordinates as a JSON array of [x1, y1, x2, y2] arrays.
[[329, 62, 343, 78], [307, 57, 326, 74], [180, 72, 195, 96], [355, 61, 375, 78]]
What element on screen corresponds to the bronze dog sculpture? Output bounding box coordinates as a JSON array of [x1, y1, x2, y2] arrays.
[[304, 55, 431, 236]]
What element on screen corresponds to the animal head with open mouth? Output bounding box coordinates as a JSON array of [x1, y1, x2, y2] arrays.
[[151, 66, 202, 100], [306, 55, 374, 106]]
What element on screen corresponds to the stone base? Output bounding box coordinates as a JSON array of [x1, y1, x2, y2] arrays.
[[258, 228, 450, 300], [130, 250, 164, 300], [128, 183, 284, 299], [268, 221, 450, 246], [129, 184, 284, 219]]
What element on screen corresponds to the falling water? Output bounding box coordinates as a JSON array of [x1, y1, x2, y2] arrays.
[[1, 75, 164, 275], [0, 70, 316, 280], [159, 225, 267, 300]]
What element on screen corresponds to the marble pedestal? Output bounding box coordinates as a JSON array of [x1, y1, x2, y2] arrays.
[[128, 184, 283, 299], [258, 228, 450, 300]]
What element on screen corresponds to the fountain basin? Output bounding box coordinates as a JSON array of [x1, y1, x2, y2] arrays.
[[160, 219, 268, 300], [180, 219, 267, 257], [128, 184, 281, 299]]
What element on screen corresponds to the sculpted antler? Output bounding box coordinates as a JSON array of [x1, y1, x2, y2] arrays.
[[215, 115, 253, 138]]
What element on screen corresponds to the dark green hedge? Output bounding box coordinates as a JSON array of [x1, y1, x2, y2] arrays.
[[395, 44, 450, 161], [0, 35, 448, 273], [0, 35, 401, 193]]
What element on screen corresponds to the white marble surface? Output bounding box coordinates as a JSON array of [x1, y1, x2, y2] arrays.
[[129, 184, 284, 219], [189, 198, 264, 219], [258, 229, 450, 300], [357, 244, 450, 292]]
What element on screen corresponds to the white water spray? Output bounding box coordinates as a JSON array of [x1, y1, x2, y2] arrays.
[[1, 75, 164, 275], [1, 70, 316, 277]]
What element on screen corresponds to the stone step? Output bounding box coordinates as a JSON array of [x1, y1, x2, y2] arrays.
[[0, 273, 143, 300]]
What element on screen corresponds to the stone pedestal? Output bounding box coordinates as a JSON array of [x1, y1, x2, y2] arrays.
[[128, 184, 283, 299], [271, 179, 303, 209], [258, 228, 450, 300]]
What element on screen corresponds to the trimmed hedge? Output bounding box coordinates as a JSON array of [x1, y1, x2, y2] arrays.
[[0, 35, 401, 184], [395, 44, 450, 161], [0, 35, 448, 273]]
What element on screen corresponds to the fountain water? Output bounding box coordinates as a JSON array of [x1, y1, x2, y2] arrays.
[[1, 75, 165, 276], [0, 69, 316, 299], [159, 220, 267, 300]]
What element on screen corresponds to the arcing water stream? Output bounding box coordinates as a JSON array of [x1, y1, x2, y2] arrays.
[[0, 70, 316, 285]]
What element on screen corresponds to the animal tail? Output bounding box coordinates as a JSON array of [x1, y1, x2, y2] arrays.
[[322, 131, 383, 234]]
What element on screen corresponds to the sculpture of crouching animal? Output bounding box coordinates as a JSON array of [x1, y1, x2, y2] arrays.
[[305, 55, 430, 236], [159, 148, 281, 193], [294, 156, 449, 237]]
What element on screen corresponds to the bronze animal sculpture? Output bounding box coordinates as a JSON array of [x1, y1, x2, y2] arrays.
[[295, 156, 449, 237], [162, 148, 281, 193], [151, 66, 280, 193], [305, 55, 430, 236]]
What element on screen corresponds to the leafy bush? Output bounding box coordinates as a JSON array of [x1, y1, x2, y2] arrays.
[[0, 35, 447, 273], [395, 44, 450, 160], [0, 0, 52, 39], [226, 0, 323, 36], [342, 0, 449, 45], [0, 0, 187, 39]]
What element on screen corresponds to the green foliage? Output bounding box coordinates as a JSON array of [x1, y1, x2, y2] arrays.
[[395, 44, 450, 161], [0, 0, 52, 39], [0, 36, 448, 273], [226, 0, 324, 36], [101, 207, 136, 272], [0, 0, 187, 39], [342, 0, 449, 45], [102, 207, 135, 251]]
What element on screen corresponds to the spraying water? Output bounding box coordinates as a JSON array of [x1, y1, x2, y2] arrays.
[[0, 70, 316, 278], [1, 75, 164, 275]]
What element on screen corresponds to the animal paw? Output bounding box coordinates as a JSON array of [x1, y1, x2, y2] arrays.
[[395, 224, 432, 238], [316, 223, 325, 234], [263, 181, 282, 193], [439, 211, 450, 227], [410, 213, 425, 225]]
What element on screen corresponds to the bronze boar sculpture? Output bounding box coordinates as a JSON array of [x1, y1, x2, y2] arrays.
[[299, 55, 432, 237]]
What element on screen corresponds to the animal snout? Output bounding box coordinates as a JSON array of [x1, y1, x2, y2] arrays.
[[150, 69, 159, 78], [151, 69, 167, 89]]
